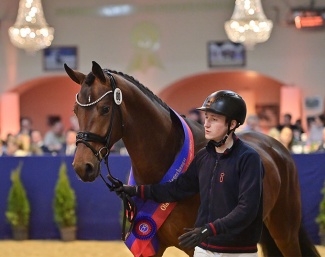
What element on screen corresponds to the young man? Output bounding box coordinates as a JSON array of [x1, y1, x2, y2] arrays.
[[115, 90, 264, 257]]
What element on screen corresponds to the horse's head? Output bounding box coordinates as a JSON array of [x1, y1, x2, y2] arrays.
[[65, 61, 124, 182]]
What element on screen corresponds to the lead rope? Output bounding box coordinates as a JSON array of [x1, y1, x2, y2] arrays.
[[100, 156, 137, 241]]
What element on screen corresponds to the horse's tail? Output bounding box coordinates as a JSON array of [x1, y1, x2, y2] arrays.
[[259, 223, 283, 257], [298, 225, 321, 257], [259, 223, 321, 257]]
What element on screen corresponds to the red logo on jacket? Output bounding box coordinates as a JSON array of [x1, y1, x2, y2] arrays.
[[220, 172, 225, 182]]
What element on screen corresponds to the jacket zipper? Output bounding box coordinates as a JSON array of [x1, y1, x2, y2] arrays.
[[208, 159, 219, 222]]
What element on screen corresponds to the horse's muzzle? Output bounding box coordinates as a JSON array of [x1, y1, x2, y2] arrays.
[[72, 160, 99, 182]]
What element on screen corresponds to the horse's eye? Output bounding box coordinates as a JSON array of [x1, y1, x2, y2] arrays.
[[102, 106, 110, 114]]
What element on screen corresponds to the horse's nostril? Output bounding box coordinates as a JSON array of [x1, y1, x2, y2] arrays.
[[85, 163, 94, 174], [73, 160, 98, 182]]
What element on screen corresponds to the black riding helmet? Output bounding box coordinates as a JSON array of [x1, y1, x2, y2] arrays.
[[197, 90, 247, 147], [197, 90, 246, 126]]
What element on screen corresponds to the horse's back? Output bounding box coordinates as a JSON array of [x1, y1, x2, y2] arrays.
[[238, 130, 301, 220], [237, 130, 299, 193]]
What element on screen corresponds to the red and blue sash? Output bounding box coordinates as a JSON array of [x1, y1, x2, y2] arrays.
[[126, 110, 194, 257]]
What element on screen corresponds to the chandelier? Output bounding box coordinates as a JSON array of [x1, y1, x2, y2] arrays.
[[8, 0, 54, 53], [224, 0, 273, 49]]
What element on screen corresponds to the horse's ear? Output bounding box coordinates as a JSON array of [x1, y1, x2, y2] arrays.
[[92, 61, 106, 84], [64, 63, 86, 85]]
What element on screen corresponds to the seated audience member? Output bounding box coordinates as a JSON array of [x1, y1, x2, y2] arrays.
[[306, 116, 315, 134], [3, 134, 13, 153], [294, 119, 305, 136], [30, 130, 50, 155], [69, 115, 79, 132], [277, 113, 297, 132], [4, 136, 18, 156], [17, 117, 33, 136], [187, 108, 203, 125], [111, 139, 128, 155], [268, 127, 280, 141], [63, 130, 77, 155], [307, 114, 325, 152], [44, 116, 65, 155], [16, 134, 31, 156], [316, 127, 325, 152], [5, 135, 30, 156], [279, 127, 294, 152], [241, 114, 261, 132], [0, 139, 5, 156], [256, 106, 278, 133], [287, 118, 304, 144]]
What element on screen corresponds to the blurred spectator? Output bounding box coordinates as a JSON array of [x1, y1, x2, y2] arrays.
[[69, 115, 79, 132], [111, 139, 128, 155], [63, 130, 77, 155], [16, 134, 31, 155], [5, 136, 18, 156], [293, 118, 305, 141], [268, 127, 280, 141], [316, 127, 325, 152], [3, 134, 14, 152], [30, 130, 50, 155], [187, 108, 203, 125], [277, 113, 297, 132], [17, 117, 33, 136], [306, 116, 315, 131], [256, 106, 278, 132], [294, 119, 305, 134], [44, 115, 65, 155], [279, 127, 294, 151], [307, 113, 325, 152], [0, 139, 5, 156], [241, 114, 261, 132], [5, 135, 30, 156]]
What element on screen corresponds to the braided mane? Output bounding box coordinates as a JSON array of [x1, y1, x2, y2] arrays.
[[104, 69, 170, 111]]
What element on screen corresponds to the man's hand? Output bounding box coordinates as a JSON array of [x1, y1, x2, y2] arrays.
[[178, 226, 209, 249], [113, 184, 137, 198]]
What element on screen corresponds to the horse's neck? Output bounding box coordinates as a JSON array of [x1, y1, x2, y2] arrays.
[[122, 98, 184, 184]]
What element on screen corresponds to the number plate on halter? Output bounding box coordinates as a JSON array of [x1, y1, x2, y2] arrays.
[[114, 88, 122, 105]]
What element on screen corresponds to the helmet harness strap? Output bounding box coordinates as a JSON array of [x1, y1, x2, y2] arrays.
[[211, 120, 239, 148]]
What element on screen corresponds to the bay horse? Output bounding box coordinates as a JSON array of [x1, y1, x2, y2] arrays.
[[65, 61, 320, 257]]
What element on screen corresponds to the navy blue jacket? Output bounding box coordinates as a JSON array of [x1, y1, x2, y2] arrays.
[[140, 134, 264, 253]]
